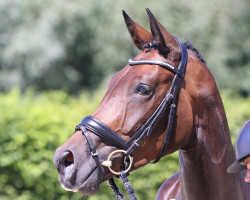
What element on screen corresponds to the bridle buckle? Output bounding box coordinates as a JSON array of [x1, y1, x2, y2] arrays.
[[91, 151, 98, 156]]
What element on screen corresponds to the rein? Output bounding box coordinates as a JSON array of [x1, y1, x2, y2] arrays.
[[75, 41, 188, 199]]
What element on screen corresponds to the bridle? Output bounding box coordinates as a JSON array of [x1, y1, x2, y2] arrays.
[[75, 40, 188, 200], [75, 40, 187, 199]]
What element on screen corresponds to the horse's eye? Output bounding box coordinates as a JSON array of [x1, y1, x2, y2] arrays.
[[135, 84, 152, 96]]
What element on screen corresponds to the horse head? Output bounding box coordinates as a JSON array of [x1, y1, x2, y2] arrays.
[[53, 9, 230, 198]]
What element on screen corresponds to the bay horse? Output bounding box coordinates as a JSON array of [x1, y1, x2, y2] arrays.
[[53, 9, 250, 199]]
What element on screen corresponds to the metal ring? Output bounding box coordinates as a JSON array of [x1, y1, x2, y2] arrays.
[[106, 150, 133, 175]]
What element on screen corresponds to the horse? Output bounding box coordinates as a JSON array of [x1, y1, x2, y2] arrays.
[[53, 9, 250, 199]]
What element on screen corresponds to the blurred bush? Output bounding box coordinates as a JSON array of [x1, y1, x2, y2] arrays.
[[0, 89, 101, 200], [0, 89, 249, 200]]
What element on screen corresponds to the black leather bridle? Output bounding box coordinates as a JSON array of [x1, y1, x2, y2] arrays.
[[75, 40, 188, 200]]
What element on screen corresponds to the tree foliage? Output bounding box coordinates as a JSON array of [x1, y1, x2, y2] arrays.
[[0, 0, 249, 94]]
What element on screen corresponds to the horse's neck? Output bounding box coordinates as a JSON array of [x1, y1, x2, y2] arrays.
[[178, 88, 243, 200]]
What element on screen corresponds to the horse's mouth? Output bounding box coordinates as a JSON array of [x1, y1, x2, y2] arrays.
[[75, 167, 98, 193], [59, 165, 100, 195], [60, 167, 99, 193]]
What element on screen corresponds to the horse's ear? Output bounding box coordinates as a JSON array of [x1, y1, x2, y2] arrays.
[[123, 10, 153, 50], [146, 8, 180, 62]]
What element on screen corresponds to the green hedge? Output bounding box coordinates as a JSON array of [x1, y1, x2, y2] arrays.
[[0, 89, 249, 200]]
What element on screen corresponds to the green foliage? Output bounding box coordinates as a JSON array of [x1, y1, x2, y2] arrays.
[[0, 89, 102, 200], [0, 89, 250, 199], [0, 0, 249, 94]]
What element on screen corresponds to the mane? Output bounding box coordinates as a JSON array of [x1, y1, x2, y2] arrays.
[[184, 40, 207, 65]]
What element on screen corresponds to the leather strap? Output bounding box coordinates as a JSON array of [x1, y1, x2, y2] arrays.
[[129, 58, 184, 77], [151, 41, 188, 163], [80, 116, 128, 150], [109, 178, 125, 200], [75, 125, 103, 182], [120, 171, 137, 200]]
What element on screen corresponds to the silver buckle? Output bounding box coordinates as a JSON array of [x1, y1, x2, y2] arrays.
[[91, 151, 98, 156]]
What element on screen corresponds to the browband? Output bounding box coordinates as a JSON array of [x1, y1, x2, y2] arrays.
[[128, 58, 184, 77]]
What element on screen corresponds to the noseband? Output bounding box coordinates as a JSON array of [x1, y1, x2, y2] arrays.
[[75, 41, 188, 199]]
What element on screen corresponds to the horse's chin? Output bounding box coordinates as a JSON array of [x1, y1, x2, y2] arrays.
[[58, 167, 100, 196]]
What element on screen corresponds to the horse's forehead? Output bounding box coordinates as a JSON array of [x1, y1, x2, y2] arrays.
[[108, 50, 165, 87], [132, 49, 166, 62], [108, 66, 154, 91]]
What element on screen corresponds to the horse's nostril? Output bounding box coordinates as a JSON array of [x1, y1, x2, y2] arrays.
[[61, 151, 74, 167], [65, 152, 74, 167], [66, 152, 74, 163]]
